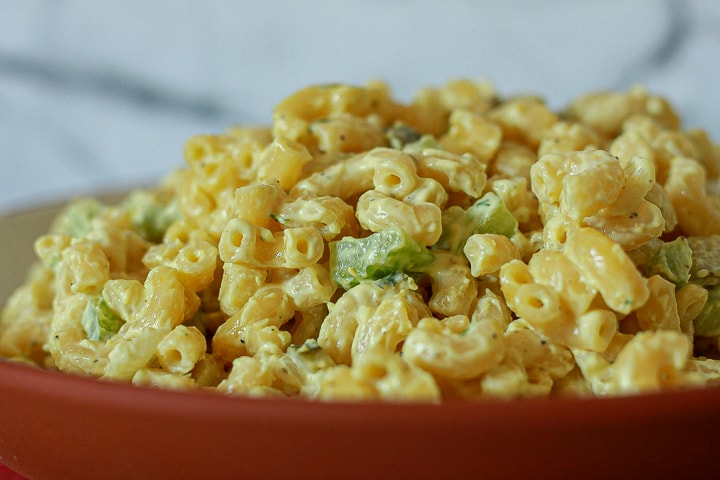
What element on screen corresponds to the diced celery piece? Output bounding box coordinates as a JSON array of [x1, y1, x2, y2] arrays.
[[286, 339, 335, 373], [123, 190, 180, 242], [646, 237, 692, 287], [385, 124, 422, 149], [403, 134, 440, 152], [55, 198, 105, 238], [438, 192, 517, 253], [688, 235, 720, 287], [82, 296, 125, 341], [329, 227, 435, 289], [694, 285, 720, 337]]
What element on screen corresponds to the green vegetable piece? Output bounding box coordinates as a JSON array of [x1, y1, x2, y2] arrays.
[[54, 198, 105, 238], [403, 134, 440, 151], [438, 192, 518, 253], [82, 296, 125, 341], [374, 271, 412, 289], [385, 124, 422, 149], [123, 190, 180, 242], [329, 227, 435, 289], [646, 237, 692, 287], [694, 285, 720, 337], [688, 235, 720, 287], [287, 339, 335, 373]]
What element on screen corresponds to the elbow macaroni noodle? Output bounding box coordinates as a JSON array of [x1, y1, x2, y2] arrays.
[[2, 79, 720, 401]]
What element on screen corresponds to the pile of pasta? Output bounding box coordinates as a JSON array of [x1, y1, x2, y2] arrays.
[[3, 79, 720, 401]]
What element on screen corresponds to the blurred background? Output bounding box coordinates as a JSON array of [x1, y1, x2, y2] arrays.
[[1, 0, 718, 214]]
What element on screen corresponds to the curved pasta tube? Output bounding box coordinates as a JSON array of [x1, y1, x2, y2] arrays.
[[276, 195, 358, 241], [132, 368, 199, 390], [413, 148, 487, 198], [613, 155, 657, 212], [504, 319, 575, 381], [440, 109, 502, 163], [218, 355, 281, 397], [272, 83, 398, 143], [372, 149, 421, 198], [34, 233, 72, 271], [502, 252, 616, 352], [489, 141, 536, 181], [46, 295, 111, 375], [425, 251, 478, 317], [565, 87, 679, 137], [531, 150, 625, 221], [528, 249, 596, 316], [488, 177, 541, 230], [309, 113, 387, 153], [541, 214, 580, 251], [351, 293, 418, 361], [280, 264, 336, 311], [256, 136, 313, 189], [633, 275, 681, 332], [351, 352, 441, 402], [143, 240, 218, 292], [573, 310, 617, 352], [664, 156, 720, 235], [537, 121, 601, 157], [218, 218, 324, 268], [0, 267, 55, 364], [464, 233, 520, 277], [498, 259, 534, 310], [402, 315, 505, 380], [471, 288, 512, 330], [290, 148, 390, 200], [318, 279, 431, 365], [58, 240, 111, 297], [582, 201, 665, 250], [156, 325, 208, 374], [101, 267, 187, 380], [510, 283, 615, 352], [675, 283, 708, 337], [511, 283, 564, 327], [355, 190, 442, 246], [564, 228, 649, 315], [213, 286, 295, 361], [218, 263, 267, 316], [612, 330, 692, 394], [233, 181, 284, 228], [489, 96, 558, 149], [183, 130, 267, 191]]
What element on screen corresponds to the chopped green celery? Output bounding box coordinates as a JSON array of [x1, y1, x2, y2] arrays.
[[385, 124, 422, 149], [694, 285, 720, 337], [54, 198, 105, 238], [374, 271, 413, 289], [688, 235, 720, 287], [287, 339, 335, 373], [438, 192, 518, 253], [646, 237, 692, 287], [123, 190, 180, 242], [329, 227, 435, 289], [403, 134, 440, 151], [82, 296, 125, 341]]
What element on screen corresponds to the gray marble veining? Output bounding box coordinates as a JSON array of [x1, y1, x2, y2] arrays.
[[1, 0, 718, 213]]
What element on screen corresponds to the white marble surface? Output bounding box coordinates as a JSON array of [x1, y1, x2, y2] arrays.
[[1, 0, 719, 214]]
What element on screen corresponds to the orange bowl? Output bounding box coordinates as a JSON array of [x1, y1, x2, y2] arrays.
[[2, 358, 720, 480], [3, 199, 720, 480]]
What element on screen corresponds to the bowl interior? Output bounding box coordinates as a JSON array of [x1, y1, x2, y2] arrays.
[[3, 198, 720, 480], [0, 204, 59, 304]]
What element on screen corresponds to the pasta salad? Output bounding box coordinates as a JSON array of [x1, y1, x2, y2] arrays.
[[2, 79, 720, 401]]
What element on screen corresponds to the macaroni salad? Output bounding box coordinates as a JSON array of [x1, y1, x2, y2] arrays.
[[2, 79, 720, 401]]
